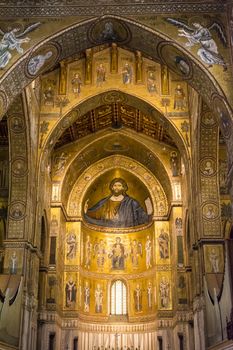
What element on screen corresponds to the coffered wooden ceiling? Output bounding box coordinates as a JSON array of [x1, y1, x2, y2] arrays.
[[54, 103, 177, 149]]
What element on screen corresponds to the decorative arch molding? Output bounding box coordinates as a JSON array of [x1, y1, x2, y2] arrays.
[[0, 15, 232, 145], [198, 102, 221, 238], [109, 276, 128, 287], [7, 94, 30, 240], [41, 90, 188, 173], [56, 129, 173, 206], [67, 155, 169, 219], [109, 279, 128, 316], [40, 86, 187, 155]]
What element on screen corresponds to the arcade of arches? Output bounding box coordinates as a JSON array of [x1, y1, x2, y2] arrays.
[[0, 2, 233, 350]]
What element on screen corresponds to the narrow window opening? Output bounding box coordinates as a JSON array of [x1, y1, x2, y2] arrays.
[[111, 280, 127, 315]]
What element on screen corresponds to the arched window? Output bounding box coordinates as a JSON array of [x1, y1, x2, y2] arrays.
[[111, 280, 127, 315]]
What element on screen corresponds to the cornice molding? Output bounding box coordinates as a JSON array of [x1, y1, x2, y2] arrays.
[[0, 2, 225, 17]]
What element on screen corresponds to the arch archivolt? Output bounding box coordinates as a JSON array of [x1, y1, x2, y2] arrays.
[[0, 15, 231, 156], [67, 155, 169, 219], [39, 87, 189, 153], [53, 128, 174, 207], [40, 89, 189, 181], [0, 15, 231, 105], [2, 16, 232, 215]]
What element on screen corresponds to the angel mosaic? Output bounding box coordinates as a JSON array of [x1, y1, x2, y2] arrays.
[[166, 18, 227, 71], [0, 22, 40, 69]]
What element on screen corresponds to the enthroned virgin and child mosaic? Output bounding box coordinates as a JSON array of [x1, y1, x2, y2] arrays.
[[83, 177, 153, 228]]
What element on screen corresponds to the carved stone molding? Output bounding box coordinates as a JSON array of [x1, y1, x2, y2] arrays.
[[68, 154, 168, 217]]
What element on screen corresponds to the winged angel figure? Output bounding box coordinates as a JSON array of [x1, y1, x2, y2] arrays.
[[0, 22, 41, 69], [166, 18, 227, 71]]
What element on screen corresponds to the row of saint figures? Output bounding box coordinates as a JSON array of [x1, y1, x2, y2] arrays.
[[66, 231, 170, 271], [65, 277, 171, 312], [43, 66, 187, 112]]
